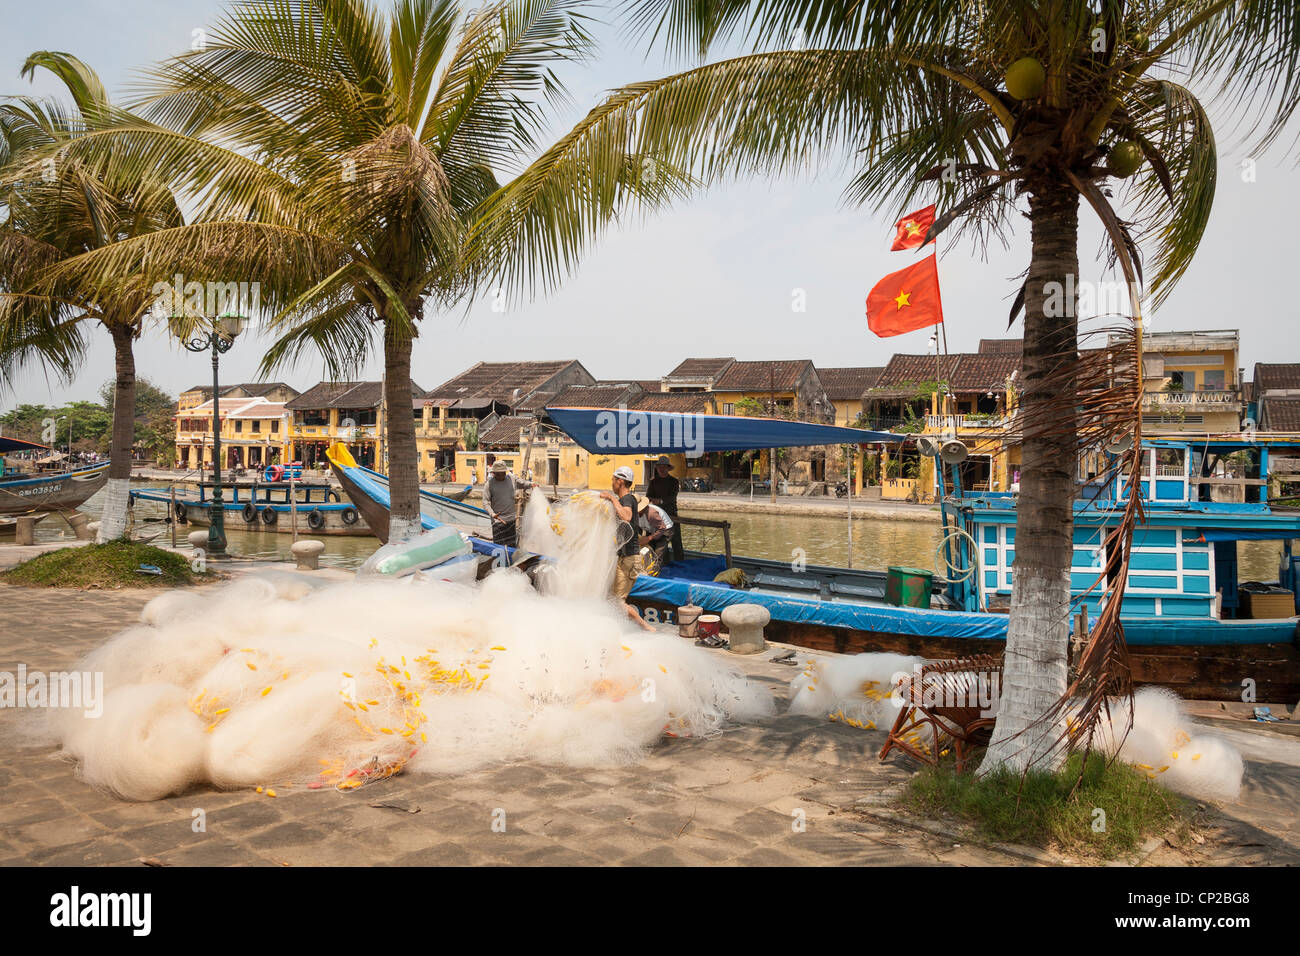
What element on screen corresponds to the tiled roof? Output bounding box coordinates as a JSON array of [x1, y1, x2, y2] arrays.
[[479, 415, 531, 447], [1262, 397, 1300, 432], [1254, 364, 1300, 393], [818, 367, 884, 400], [950, 353, 1021, 390], [712, 360, 812, 391], [978, 338, 1023, 354], [598, 379, 661, 393], [286, 381, 420, 410], [629, 392, 715, 413], [663, 358, 735, 382], [868, 352, 1019, 397], [180, 397, 285, 418], [425, 360, 586, 405], [549, 384, 642, 408]]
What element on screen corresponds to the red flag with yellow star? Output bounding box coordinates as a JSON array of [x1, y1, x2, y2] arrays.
[[866, 253, 943, 337], [890, 205, 936, 250]]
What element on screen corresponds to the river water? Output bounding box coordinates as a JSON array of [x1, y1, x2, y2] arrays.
[[32, 485, 1288, 582]]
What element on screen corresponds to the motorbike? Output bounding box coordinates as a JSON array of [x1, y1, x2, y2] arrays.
[[833, 480, 849, 498]]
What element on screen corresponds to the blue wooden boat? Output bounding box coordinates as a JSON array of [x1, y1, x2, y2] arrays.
[[541, 408, 1300, 700], [0, 436, 109, 515], [130, 477, 373, 536], [325, 442, 492, 539]]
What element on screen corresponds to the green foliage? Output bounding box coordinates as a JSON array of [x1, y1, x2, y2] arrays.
[[900, 752, 1194, 860], [0, 399, 110, 449], [97, 377, 176, 460], [3, 540, 197, 589]]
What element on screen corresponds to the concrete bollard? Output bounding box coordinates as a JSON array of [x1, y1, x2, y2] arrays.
[[291, 539, 326, 570], [721, 603, 770, 654], [65, 512, 94, 540], [15, 516, 36, 546]]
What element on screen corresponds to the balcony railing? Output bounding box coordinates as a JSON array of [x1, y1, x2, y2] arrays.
[[1142, 389, 1240, 408], [924, 414, 1008, 431]]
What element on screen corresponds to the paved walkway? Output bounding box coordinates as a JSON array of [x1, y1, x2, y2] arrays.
[[0, 576, 1296, 866]]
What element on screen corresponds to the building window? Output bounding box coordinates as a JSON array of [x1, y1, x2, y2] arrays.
[[251, 420, 260, 432], [1201, 369, 1225, 390], [271, 421, 279, 433], [1167, 371, 1185, 389], [427, 450, 436, 459], [723, 403, 735, 415], [233, 420, 242, 433]]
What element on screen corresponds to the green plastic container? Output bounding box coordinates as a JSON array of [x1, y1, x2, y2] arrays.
[[885, 566, 933, 608]]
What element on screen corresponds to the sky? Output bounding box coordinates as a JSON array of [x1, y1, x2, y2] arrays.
[[2, 0, 1297, 414]]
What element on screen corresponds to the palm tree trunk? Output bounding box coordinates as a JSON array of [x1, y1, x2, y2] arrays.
[[96, 322, 136, 542], [383, 323, 421, 542], [980, 176, 1080, 774]]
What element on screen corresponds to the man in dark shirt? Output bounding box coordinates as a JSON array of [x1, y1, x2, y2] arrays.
[[646, 455, 684, 562], [600, 465, 653, 631]]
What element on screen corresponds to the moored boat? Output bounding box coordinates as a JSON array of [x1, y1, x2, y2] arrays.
[[130, 478, 370, 536], [325, 442, 493, 540], [1, 437, 109, 515], [541, 407, 1300, 701]]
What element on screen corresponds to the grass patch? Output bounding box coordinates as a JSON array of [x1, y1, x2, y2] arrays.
[[899, 752, 1194, 860], [3, 540, 197, 589]]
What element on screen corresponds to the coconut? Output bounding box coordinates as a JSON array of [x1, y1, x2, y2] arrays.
[[1108, 140, 1144, 178], [1004, 57, 1046, 100]]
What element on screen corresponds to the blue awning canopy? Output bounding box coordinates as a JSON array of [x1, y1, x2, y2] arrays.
[[0, 436, 49, 454], [545, 406, 905, 456]]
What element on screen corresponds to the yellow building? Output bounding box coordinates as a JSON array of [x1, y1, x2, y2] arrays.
[[174, 397, 289, 470], [456, 384, 692, 490], [1126, 330, 1242, 435], [866, 346, 1022, 500], [285, 381, 399, 472]]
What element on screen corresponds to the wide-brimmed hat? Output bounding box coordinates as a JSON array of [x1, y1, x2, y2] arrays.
[[635, 495, 651, 512], [654, 455, 671, 466], [491, 461, 508, 474]]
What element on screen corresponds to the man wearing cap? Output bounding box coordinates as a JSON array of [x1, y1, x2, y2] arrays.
[[647, 455, 683, 562], [482, 461, 531, 548], [600, 466, 654, 631], [635, 495, 674, 569]]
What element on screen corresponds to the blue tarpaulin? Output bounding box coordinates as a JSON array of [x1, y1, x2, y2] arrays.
[[545, 407, 904, 456], [628, 574, 1012, 641]]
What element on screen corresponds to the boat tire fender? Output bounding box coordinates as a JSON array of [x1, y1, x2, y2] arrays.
[[341, 506, 359, 526], [174, 501, 188, 523], [307, 509, 325, 531], [242, 502, 258, 523], [327, 489, 340, 503], [261, 506, 278, 525]]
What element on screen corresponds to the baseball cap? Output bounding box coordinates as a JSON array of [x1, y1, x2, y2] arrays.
[[613, 465, 634, 483]]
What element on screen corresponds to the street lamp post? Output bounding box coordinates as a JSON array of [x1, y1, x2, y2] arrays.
[[182, 313, 246, 555]]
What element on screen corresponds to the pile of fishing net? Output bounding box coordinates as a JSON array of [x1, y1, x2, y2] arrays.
[[50, 567, 773, 802], [1093, 686, 1244, 802], [519, 488, 625, 598], [787, 654, 1244, 801], [786, 653, 924, 732]]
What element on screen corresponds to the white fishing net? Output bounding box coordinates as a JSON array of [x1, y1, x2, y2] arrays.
[[51, 513, 773, 801]]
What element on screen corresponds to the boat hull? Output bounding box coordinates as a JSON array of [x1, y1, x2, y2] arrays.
[[628, 557, 1300, 702], [0, 463, 109, 515], [326, 446, 492, 542], [179, 503, 373, 536]]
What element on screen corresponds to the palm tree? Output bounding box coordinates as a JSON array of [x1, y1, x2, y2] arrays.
[[18, 0, 684, 542], [562, 0, 1293, 770], [0, 53, 188, 542]]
